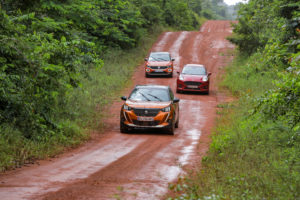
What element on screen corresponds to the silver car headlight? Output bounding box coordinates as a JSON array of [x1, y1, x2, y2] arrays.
[[162, 106, 171, 112], [203, 76, 208, 82]]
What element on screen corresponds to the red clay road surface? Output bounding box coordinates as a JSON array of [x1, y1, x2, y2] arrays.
[[0, 20, 235, 200]]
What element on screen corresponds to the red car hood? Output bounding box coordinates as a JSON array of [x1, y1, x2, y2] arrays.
[[146, 61, 172, 66], [180, 74, 206, 81], [126, 100, 171, 109]]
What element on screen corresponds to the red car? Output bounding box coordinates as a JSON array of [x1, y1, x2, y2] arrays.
[[176, 64, 212, 94], [144, 52, 175, 77]]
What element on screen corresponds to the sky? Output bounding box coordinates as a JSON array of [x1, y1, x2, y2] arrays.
[[223, 0, 248, 5]]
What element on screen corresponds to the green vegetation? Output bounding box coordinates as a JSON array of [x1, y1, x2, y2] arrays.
[[191, 0, 236, 20], [167, 0, 300, 199], [0, 1, 234, 171]]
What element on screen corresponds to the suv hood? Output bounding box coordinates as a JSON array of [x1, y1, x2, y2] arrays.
[[126, 100, 171, 109]]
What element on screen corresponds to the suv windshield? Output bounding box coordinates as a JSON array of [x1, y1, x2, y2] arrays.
[[129, 88, 170, 102], [149, 53, 171, 61], [182, 66, 206, 75]]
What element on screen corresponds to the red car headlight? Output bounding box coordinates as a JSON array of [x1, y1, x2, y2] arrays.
[[179, 75, 184, 81]]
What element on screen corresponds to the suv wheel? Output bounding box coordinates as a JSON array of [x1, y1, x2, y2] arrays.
[[167, 120, 175, 135], [175, 116, 179, 128], [120, 118, 130, 133]]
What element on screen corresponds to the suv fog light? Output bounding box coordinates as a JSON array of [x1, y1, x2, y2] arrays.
[[146, 69, 150, 72], [168, 69, 172, 72]]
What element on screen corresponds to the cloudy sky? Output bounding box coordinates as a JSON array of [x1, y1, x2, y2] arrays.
[[223, 0, 248, 5]]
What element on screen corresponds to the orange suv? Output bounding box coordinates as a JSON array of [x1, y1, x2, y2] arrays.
[[144, 52, 175, 77], [120, 85, 180, 134]]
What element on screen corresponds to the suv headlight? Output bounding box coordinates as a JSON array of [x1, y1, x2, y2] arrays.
[[123, 105, 132, 111], [162, 106, 171, 112], [203, 76, 208, 82]]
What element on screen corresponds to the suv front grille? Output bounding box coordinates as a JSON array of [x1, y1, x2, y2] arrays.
[[133, 108, 160, 117], [132, 120, 160, 126], [149, 66, 168, 69]]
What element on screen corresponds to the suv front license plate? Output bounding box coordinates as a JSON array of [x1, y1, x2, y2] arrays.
[[154, 69, 164, 72], [138, 117, 154, 121]]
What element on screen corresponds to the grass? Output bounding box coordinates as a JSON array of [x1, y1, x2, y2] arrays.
[[167, 52, 300, 200], [0, 122, 86, 171], [220, 53, 276, 97]]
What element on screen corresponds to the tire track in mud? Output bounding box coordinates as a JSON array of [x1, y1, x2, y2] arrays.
[[153, 32, 174, 52], [168, 31, 190, 72], [0, 21, 236, 200]]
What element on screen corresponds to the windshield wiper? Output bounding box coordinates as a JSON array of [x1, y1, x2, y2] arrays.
[[151, 57, 169, 61], [149, 57, 159, 61], [146, 93, 164, 102], [138, 92, 151, 101], [156, 58, 169, 61]]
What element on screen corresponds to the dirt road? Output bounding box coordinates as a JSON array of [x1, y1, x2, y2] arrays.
[[0, 20, 235, 200]]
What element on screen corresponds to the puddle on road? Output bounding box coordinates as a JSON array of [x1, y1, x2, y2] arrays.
[[179, 129, 202, 166], [117, 181, 168, 200], [212, 40, 235, 49]]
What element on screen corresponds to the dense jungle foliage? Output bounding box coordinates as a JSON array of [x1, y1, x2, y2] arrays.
[[168, 0, 300, 199], [0, 0, 234, 171]]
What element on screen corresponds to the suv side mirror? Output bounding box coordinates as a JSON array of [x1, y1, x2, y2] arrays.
[[121, 96, 127, 101], [171, 58, 175, 61], [208, 72, 212, 76], [173, 97, 180, 103], [176, 71, 180, 75], [144, 58, 148, 61]]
